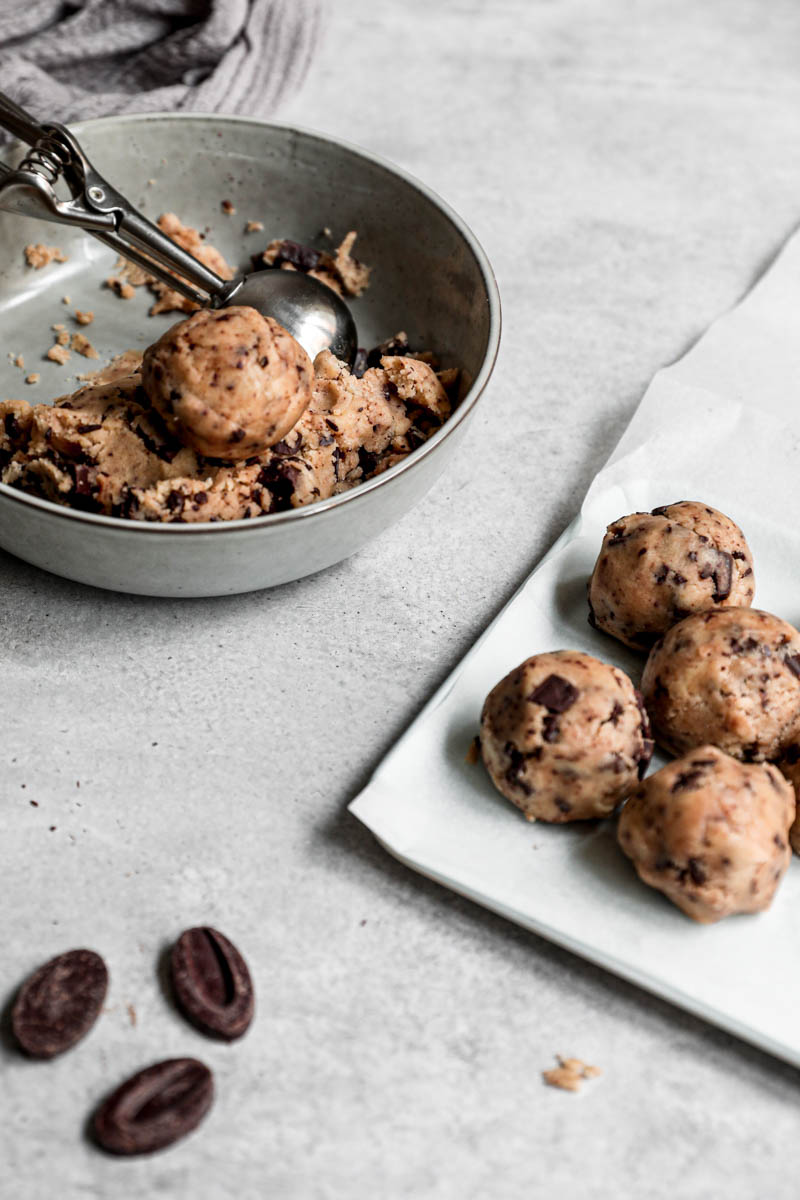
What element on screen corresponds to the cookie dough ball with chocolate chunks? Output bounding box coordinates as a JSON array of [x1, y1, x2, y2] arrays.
[[618, 745, 793, 923], [142, 306, 313, 461], [588, 501, 755, 650], [480, 650, 653, 822], [642, 607, 800, 761], [777, 745, 800, 855]]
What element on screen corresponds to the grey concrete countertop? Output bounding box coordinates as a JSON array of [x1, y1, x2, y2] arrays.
[[3, 2, 800, 1197]]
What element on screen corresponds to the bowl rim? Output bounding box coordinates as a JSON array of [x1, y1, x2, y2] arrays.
[[0, 111, 501, 536]]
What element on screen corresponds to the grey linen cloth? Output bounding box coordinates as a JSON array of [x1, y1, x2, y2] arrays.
[[0, 0, 321, 139]]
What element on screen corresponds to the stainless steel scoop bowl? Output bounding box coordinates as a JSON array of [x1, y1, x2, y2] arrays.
[[0, 92, 357, 363], [0, 112, 500, 597]]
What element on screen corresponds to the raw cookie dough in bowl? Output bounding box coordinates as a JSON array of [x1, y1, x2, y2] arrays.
[[480, 649, 653, 822], [0, 114, 500, 596], [618, 746, 794, 923], [641, 608, 800, 761], [588, 501, 755, 650]]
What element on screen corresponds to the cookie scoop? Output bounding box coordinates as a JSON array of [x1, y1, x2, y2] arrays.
[[618, 746, 793, 923], [480, 649, 653, 822], [142, 306, 313, 461], [588, 501, 755, 650]]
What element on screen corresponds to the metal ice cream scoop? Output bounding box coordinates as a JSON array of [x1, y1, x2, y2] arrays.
[[0, 92, 357, 364]]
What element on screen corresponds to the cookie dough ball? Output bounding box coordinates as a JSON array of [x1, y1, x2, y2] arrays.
[[588, 501, 755, 650], [618, 746, 793, 923], [642, 608, 800, 761], [142, 306, 313, 461], [480, 650, 653, 823], [777, 746, 800, 854]]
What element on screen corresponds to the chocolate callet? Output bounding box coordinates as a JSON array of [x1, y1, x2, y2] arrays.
[[654, 563, 669, 585], [352, 349, 368, 378], [528, 674, 578, 713], [732, 550, 746, 560], [229, 428, 246, 444], [699, 549, 733, 602], [503, 743, 532, 795], [260, 459, 300, 511], [73, 464, 92, 496], [688, 857, 707, 885], [357, 446, 377, 477]]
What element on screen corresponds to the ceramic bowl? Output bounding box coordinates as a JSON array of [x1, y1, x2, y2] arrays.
[[0, 114, 500, 596]]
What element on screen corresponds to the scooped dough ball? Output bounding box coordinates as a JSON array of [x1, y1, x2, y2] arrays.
[[777, 746, 800, 855], [641, 608, 800, 762], [142, 306, 313, 461], [618, 745, 793, 923], [588, 501, 755, 650], [480, 650, 653, 822]]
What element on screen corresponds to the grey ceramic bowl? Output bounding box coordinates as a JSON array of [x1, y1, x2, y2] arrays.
[[0, 114, 500, 596]]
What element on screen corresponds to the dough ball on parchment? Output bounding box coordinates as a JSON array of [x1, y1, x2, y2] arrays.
[[588, 501, 755, 650], [641, 607, 800, 761], [142, 305, 313, 461], [480, 650, 653, 823], [618, 745, 794, 923]]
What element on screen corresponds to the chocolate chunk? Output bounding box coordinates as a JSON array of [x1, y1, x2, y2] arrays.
[[357, 446, 377, 477], [671, 768, 705, 792], [554, 797, 572, 814], [352, 348, 368, 378], [732, 550, 746, 560], [229, 428, 246, 443], [366, 331, 410, 370], [260, 458, 301, 511], [93, 1058, 213, 1155], [541, 714, 560, 742], [504, 743, 532, 795], [654, 563, 669, 585], [268, 239, 322, 273], [730, 636, 759, 655], [171, 927, 254, 1041], [672, 572, 686, 585], [76, 423, 101, 434], [607, 526, 629, 546], [785, 654, 800, 679], [528, 674, 578, 713], [4, 412, 22, 441], [12, 948, 108, 1058], [605, 701, 624, 725], [73, 463, 92, 496], [638, 740, 655, 778], [687, 857, 707, 885], [784, 744, 800, 765], [698, 549, 733, 602]]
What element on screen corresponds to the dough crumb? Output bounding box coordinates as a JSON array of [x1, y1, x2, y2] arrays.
[[25, 373, 40, 385], [127, 1003, 137, 1027], [24, 243, 68, 269], [62, 295, 71, 304], [543, 1056, 602, 1093], [75, 310, 94, 326], [71, 332, 99, 359], [46, 344, 71, 365], [105, 276, 137, 300], [245, 219, 264, 233], [221, 199, 236, 215], [465, 736, 481, 765], [13, 355, 24, 369], [55, 329, 70, 347]]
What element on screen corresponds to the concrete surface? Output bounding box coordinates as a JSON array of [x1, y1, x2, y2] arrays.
[[3, 1, 800, 1196]]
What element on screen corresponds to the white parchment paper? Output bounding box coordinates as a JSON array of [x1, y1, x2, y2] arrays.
[[350, 227, 800, 1066]]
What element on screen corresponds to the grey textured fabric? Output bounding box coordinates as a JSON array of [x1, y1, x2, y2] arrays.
[[0, 0, 321, 140]]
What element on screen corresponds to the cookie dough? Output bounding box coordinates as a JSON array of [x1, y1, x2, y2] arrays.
[[641, 608, 800, 761], [777, 746, 800, 855], [141, 306, 313, 461], [588, 501, 755, 650], [480, 650, 653, 822], [1, 349, 451, 523], [618, 745, 793, 922]]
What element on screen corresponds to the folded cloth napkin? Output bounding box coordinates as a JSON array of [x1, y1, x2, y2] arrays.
[[0, 0, 321, 140]]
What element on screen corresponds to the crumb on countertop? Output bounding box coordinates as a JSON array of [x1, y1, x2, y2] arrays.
[[25, 373, 40, 385], [542, 1056, 602, 1093], [221, 199, 236, 215], [245, 219, 264, 233], [465, 736, 481, 765], [62, 295, 71, 305], [71, 332, 99, 359], [75, 310, 94, 326], [46, 344, 71, 366], [13, 355, 24, 369], [25, 243, 68, 269], [54, 329, 70, 347]]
